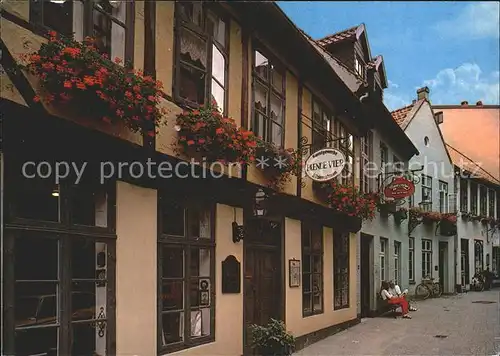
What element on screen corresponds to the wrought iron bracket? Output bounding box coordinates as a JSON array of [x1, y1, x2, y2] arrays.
[[434, 220, 442, 236], [298, 135, 352, 158], [408, 216, 423, 236], [377, 166, 423, 206]]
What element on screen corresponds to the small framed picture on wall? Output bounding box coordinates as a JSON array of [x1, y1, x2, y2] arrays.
[[289, 259, 301, 288]]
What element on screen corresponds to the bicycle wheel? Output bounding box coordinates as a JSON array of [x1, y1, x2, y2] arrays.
[[432, 283, 443, 297], [415, 283, 430, 300]]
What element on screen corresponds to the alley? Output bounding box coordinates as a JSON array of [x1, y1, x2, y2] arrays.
[[294, 290, 500, 356]]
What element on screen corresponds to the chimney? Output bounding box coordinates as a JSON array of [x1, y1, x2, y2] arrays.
[[461, 101, 468, 106], [476, 100, 483, 106], [417, 87, 429, 101]]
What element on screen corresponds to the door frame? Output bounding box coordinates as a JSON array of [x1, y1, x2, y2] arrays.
[[439, 241, 448, 292], [359, 233, 373, 317], [242, 211, 285, 355]]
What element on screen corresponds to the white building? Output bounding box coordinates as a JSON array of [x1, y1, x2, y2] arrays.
[[447, 144, 500, 289], [391, 87, 456, 295]]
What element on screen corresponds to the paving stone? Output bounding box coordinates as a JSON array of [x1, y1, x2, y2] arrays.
[[293, 290, 500, 355]]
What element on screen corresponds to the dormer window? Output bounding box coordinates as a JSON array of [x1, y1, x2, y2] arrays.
[[354, 55, 364, 79]]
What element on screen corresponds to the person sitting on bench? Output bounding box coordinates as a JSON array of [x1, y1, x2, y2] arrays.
[[388, 280, 417, 311], [380, 281, 412, 319]]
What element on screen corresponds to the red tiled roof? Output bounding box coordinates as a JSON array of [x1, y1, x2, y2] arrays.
[[391, 104, 415, 126], [447, 144, 500, 186], [316, 25, 360, 47]]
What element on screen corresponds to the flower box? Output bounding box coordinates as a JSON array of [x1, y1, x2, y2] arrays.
[[421, 211, 442, 224], [393, 208, 408, 222], [175, 103, 257, 165], [320, 181, 377, 221], [20, 33, 165, 136]]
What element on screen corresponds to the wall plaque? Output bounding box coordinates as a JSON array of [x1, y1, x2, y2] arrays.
[[222, 255, 241, 294], [289, 259, 301, 288]]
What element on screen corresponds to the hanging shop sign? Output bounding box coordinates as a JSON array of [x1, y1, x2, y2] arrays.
[[304, 148, 346, 182], [383, 176, 415, 200]]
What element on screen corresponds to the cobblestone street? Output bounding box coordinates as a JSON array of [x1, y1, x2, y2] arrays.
[[294, 290, 500, 355]]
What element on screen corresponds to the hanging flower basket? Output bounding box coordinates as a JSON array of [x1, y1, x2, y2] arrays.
[[461, 212, 471, 220], [19, 32, 166, 136], [253, 139, 300, 191], [175, 102, 258, 164], [393, 207, 408, 222], [377, 199, 398, 214], [321, 181, 377, 221], [440, 213, 457, 236]]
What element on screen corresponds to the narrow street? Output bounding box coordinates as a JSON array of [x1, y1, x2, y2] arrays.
[[294, 290, 500, 356]]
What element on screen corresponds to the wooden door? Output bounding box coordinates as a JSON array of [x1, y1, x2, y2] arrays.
[[244, 220, 282, 354]]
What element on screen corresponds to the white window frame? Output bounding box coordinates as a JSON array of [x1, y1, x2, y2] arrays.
[[354, 55, 364, 78], [439, 181, 449, 213], [421, 175, 432, 212], [422, 239, 432, 279], [380, 237, 387, 281], [409, 237, 415, 282], [360, 132, 373, 193], [394, 241, 401, 284]]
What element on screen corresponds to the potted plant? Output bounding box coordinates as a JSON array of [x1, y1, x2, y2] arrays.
[[440, 213, 457, 236], [254, 139, 300, 191], [377, 199, 398, 214], [248, 319, 295, 356], [393, 207, 408, 222], [322, 181, 377, 221], [19, 32, 166, 136], [175, 102, 258, 164], [421, 211, 442, 224]]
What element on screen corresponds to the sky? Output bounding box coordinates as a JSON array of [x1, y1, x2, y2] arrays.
[[278, 1, 500, 111]]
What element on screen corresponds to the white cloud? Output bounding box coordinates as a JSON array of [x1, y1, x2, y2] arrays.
[[387, 80, 399, 89], [434, 2, 500, 40], [422, 63, 500, 105], [384, 91, 410, 111]]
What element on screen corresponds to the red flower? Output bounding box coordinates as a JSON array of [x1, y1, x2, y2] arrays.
[[64, 81, 72, 88], [187, 140, 195, 146], [33, 95, 40, 102]]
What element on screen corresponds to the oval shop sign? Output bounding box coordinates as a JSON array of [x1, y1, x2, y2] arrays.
[[304, 148, 346, 182], [384, 176, 415, 200]]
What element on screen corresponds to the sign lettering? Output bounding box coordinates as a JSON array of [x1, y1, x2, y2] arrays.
[[384, 176, 415, 200], [304, 148, 346, 182]]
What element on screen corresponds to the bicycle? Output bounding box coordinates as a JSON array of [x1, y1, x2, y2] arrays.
[[414, 276, 443, 300]]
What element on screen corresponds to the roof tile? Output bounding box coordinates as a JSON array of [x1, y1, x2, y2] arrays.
[[447, 144, 500, 185], [391, 104, 415, 126], [316, 25, 360, 47]]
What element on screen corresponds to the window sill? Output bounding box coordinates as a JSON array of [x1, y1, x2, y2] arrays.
[[409, 281, 416, 285], [159, 337, 215, 355], [302, 310, 324, 318], [334, 305, 350, 311]]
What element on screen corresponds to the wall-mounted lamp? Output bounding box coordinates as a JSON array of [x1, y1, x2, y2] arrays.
[[253, 188, 269, 217]]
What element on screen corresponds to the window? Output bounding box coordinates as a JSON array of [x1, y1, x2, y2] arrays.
[[489, 189, 496, 218], [479, 185, 487, 216], [394, 241, 401, 284], [334, 120, 354, 185], [422, 239, 432, 279], [174, 2, 228, 111], [438, 181, 448, 213], [421, 175, 432, 211], [470, 182, 478, 215], [4, 158, 116, 356], [334, 232, 350, 310], [159, 200, 215, 353], [30, 0, 74, 36], [302, 223, 323, 316], [380, 143, 388, 175], [380, 238, 387, 281], [253, 50, 285, 146], [354, 55, 364, 79], [461, 239, 469, 286], [312, 100, 331, 149], [424, 136, 430, 147], [409, 237, 415, 282], [360, 132, 373, 193], [460, 179, 468, 212], [474, 240, 484, 274]]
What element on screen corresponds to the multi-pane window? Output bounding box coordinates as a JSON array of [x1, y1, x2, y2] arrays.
[[4, 158, 116, 356], [489, 189, 495, 218], [253, 50, 285, 146], [159, 200, 215, 353], [354, 55, 364, 79], [302, 223, 323, 316], [175, 2, 228, 111], [474, 240, 484, 274], [394, 241, 401, 284], [479, 185, 487, 216], [421, 175, 432, 211], [360, 132, 373, 193], [334, 121, 354, 185], [334, 232, 350, 310], [470, 182, 478, 215], [393, 155, 403, 173], [409, 237, 415, 282], [312, 100, 331, 149], [422, 239, 432, 279], [380, 143, 388, 175], [380, 238, 387, 281], [30, 0, 74, 36], [460, 178, 468, 212], [439, 181, 449, 213]]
